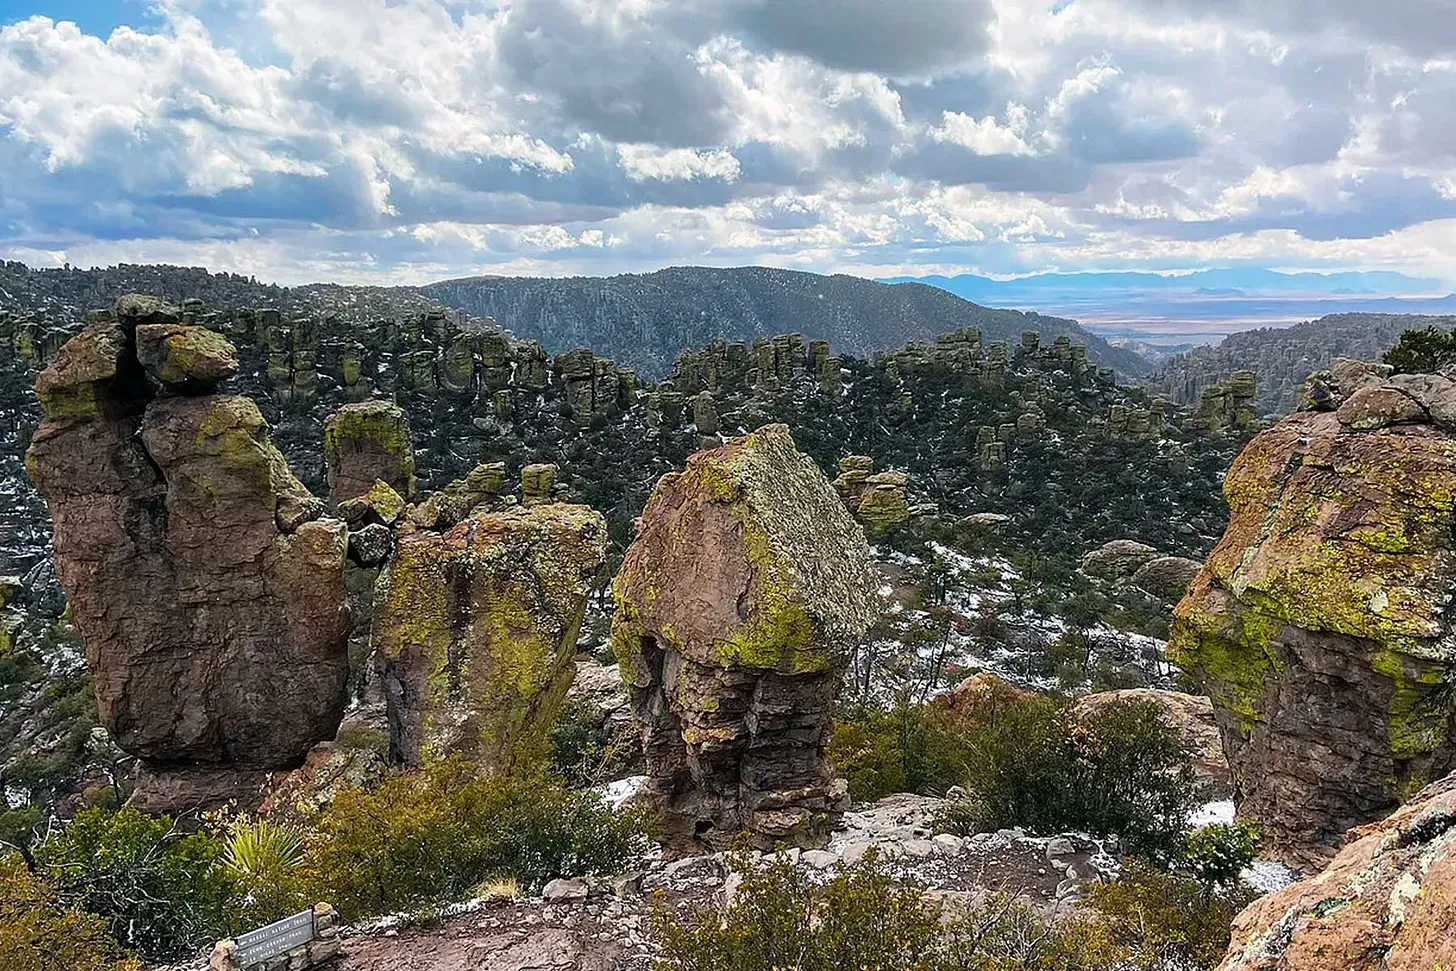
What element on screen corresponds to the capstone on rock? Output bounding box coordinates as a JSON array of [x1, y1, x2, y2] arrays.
[[612, 423, 874, 854]]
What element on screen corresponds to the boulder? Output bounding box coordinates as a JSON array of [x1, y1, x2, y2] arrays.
[[1130, 555, 1203, 601], [1080, 539, 1158, 580], [1335, 385, 1427, 430], [1220, 771, 1456, 970], [937, 673, 1033, 719], [1073, 689, 1229, 793], [858, 471, 911, 533], [374, 502, 608, 772], [1171, 393, 1456, 868], [612, 424, 874, 854], [323, 401, 416, 506], [1299, 357, 1393, 411], [134, 323, 239, 391], [26, 299, 350, 811]]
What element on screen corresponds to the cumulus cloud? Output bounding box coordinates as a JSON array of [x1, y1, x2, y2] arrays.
[[1, 0, 1455, 284]]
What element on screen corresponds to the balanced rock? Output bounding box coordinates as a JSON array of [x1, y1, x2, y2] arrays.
[[1220, 771, 1456, 969], [374, 502, 607, 772], [1171, 374, 1456, 867], [612, 424, 874, 854], [26, 298, 350, 810], [134, 322, 239, 391], [323, 401, 416, 506]]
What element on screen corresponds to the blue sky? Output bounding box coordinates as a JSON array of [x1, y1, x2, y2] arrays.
[[1, 0, 1455, 287]]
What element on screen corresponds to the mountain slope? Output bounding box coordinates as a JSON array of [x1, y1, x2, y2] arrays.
[[1144, 313, 1456, 414], [418, 266, 1151, 378]]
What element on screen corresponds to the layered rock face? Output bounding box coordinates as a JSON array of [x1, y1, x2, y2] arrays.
[[25, 297, 349, 809], [1171, 360, 1456, 867], [612, 424, 874, 854], [374, 499, 607, 772], [1220, 771, 1456, 970]]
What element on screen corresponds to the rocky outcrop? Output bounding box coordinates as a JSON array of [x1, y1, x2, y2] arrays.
[[374, 501, 607, 772], [25, 296, 350, 811], [1171, 364, 1456, 868], [612, 424, 874, 854], [323, 400, 416, 506], [1220, 771, 1456, 970], [832, 456, 911, 534]]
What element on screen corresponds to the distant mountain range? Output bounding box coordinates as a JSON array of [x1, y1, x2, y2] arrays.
[[888, 270, 1456, 346], [416, 266, 1151, 378]]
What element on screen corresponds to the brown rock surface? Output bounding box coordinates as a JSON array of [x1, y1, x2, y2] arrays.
[[1171, 385, 1456, 868], [612, 423, 874, 854], [25, 298, 350, 811], [373, 502, 608, 772], [1220, 771, 1456, 970]]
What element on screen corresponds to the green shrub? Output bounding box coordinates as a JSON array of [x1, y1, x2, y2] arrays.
[[224, 820, 308, 925], [652, 851, 1237, 971], [0, 853, 141, 971], [653, 850, 944, 971], [1385, 325, 1456, 374], [300, 759, 647, 921], [1084, 860, 1255, 969], [34, 807, 236, 962], [551, 697, 640, 787], [931, 694, 1198, 860], [827, 696, 970, 802], [1178, 820, 1261, 895]]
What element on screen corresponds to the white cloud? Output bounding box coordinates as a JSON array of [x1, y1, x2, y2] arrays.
[[1, 0, 1455, 284], [616, 145, 742, 182]]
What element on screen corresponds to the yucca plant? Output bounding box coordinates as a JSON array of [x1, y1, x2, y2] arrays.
[[224, 821, 307, 924]]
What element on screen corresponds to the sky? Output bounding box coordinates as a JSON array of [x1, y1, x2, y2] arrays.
[[1, 0, 1456, 287]]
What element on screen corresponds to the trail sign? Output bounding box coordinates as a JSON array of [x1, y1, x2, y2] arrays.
[[234, 909, 316, 968]]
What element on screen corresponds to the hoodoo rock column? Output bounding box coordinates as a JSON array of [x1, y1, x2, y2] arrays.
[[612, 423, 874, 854], [25, 296, 350, 812], [1171, 359, 1456, 868]]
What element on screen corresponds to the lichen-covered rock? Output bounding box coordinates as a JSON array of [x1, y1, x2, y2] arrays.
[[373, 502, 607, 772], [405, 462, 505, 530], [26, 299, 350, 811], [323, 401, 417, 506], [1171, 389, 1456, 868], [612, 423, 874, 854], [858, 470, 911, 534], [1080, 539, 1158, 580], [521, 463, 556, 505], [1220, 771, 1456, 970], [134, 323, 239, 391]]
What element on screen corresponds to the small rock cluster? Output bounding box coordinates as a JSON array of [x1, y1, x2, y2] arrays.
[[1080, 538, 1203, 603]]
